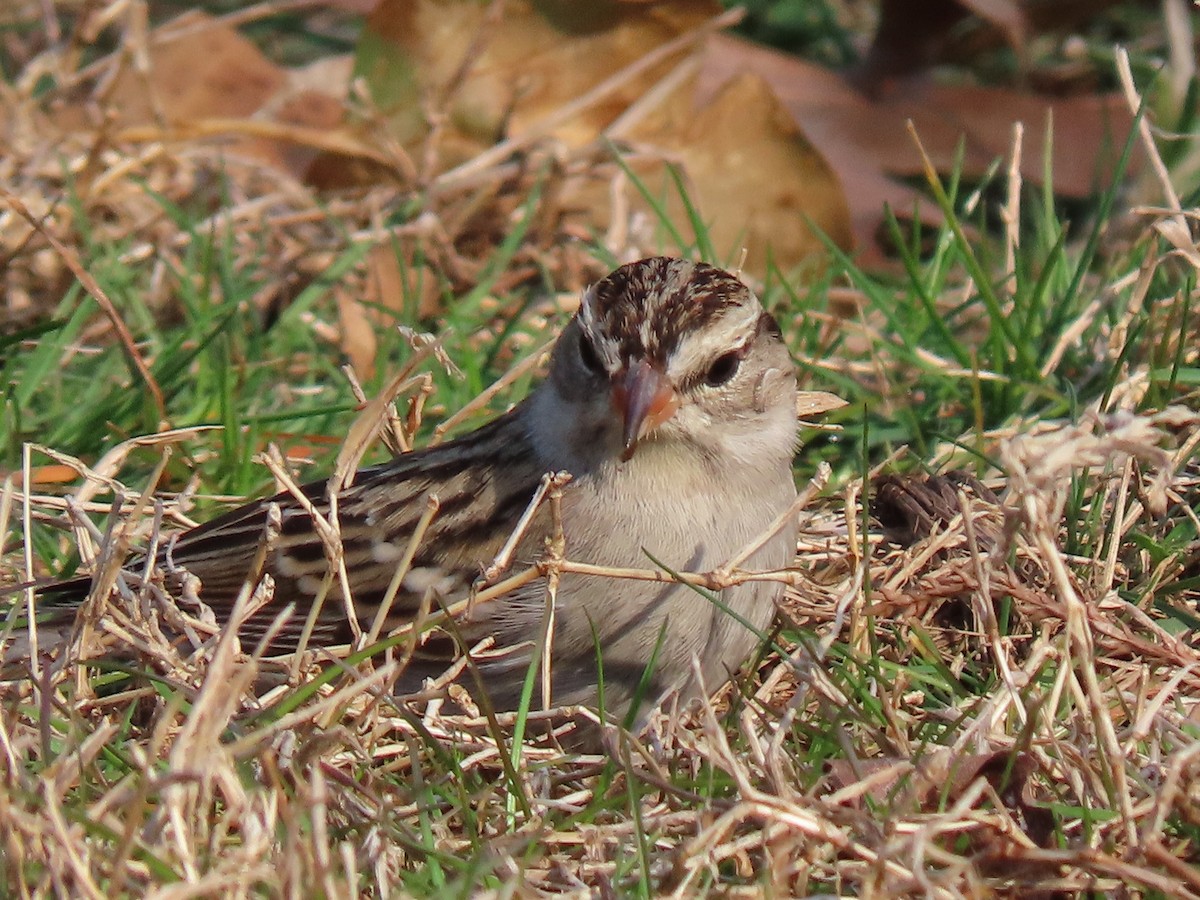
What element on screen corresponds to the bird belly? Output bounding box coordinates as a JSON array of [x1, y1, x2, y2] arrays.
[[497, 468, 796, 715]]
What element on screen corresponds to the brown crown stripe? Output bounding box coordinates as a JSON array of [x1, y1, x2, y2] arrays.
[[757, 310, 783, 339], [588, 258, 751, 364]]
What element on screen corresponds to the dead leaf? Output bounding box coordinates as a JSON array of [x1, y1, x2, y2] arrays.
[[48, 13, 358, 184], [698, 35, 942, 266], [698, 33, 1137, 264], [333, 243, 448, 377], [854, 0, 1134, 88], [853, 0, 976, 86], [354, 1, 852, 275], [635, 72, 852, 273], [359, 0, 720, 159], [855, 0, 1025, 86], [335, 287, 377, 379], [796, 391, 848, 419], [825, 748, 1055, 849], [62, 11, 285, 131], [891, 79, 1135, 198], [252, 55, 355, 178]]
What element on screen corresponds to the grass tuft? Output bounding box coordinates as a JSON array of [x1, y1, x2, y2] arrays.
[[3, 4, 1200, 897]]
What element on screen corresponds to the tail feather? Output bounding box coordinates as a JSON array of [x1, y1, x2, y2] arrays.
[[2, 577, 92, 677]]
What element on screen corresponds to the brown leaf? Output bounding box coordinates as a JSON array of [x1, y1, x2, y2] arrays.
[[637, 72, 852, 273], [872, 470, 1002, 547], [796, 391, 848, 418], [956, 0, 1027, 47], [362, 242, 443, 322], [49, 13, 359, 182], [698, 35, 943, 267], [256, 57, 355, 179], [855, 0, 1026, 86], [698, 33, 1137, 263], [854, 0, 1134, 88], [356, 1, 851, 274], [853, 0, 974, 86], [334, 287, 377, 379], [48, 13, 364, 184], [890, 79, 1134, 198], [79, 12, 285, 129], [825, 749, 1054, 848], [360, 0, 721, 160], [334, 244, 446, 377]]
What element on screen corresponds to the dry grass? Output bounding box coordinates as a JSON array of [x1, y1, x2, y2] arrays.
[[3, 403, 1199, 896], [3, 3, 1200, 897]]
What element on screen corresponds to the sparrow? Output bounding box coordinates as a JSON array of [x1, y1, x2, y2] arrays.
[[28, 257, 800, 723]]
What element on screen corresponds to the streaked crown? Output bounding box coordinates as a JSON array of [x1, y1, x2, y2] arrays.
[[579, 257, 760, 368]]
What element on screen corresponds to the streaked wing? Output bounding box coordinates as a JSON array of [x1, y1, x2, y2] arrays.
[[104, 405, 549, 654]]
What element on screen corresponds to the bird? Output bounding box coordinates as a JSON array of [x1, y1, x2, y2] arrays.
[[29, 256, 800, 724]]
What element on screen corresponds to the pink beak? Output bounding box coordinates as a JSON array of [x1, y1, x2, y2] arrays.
[[611, 360, 680, 460]]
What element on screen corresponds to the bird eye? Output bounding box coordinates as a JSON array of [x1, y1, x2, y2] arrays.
[[704, 351, 742, 387], [578, 333, 604, 376]]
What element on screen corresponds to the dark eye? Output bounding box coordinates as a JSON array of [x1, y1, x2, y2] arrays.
[[578, 332, 604, 375], [704, 351, 741, 387]]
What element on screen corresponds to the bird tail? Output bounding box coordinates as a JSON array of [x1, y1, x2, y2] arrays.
[[1, 576, 91, 678]]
